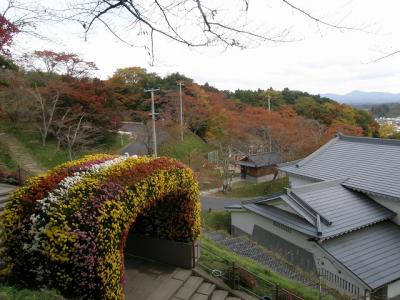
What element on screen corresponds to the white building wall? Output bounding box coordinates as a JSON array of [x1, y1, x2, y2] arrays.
[[388, 279, 400, 299], [371, 196, 400, 225], [231, 211, 370, 296]]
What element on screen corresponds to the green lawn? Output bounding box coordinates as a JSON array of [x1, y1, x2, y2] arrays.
[[1, 122, 129, 169], [214, 177, 289, 198], [0, 285, 64, 300]]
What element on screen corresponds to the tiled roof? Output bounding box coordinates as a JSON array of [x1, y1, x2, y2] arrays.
[[279, 134, 400, 200], [289, 180, 395, 239], [239, 180, 395, 239], [241, 202, 318, 236], [237, 152, 280, 167], [323, 221, 400, 289]]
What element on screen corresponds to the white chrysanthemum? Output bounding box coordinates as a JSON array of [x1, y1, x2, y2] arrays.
[[28, 155, 131, 253]]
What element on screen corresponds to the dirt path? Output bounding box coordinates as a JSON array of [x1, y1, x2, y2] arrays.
[[0, 132, 47, 175]]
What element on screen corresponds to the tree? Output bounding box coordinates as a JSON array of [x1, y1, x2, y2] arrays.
[[31, 86, 60, 146], [379, 123, 397, 138], [0, 15, 18, 56], [57, 113, 100, 160], [1, 0, 52, 54], [61, 0, 360, 63], [136, 121, 155, 155], [0, 69, 34, 127], [21, 50, 98, 77]]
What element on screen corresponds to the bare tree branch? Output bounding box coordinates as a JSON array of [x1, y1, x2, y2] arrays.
[[369, 50, 400, 63], [281, 0, 364, 32]]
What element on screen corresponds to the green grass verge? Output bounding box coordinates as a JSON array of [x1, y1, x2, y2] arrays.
[[0, 143, 17, 172], [1, 122, 129, 169], [202, 211, 231, 233], [0, 285, 64, 300], [214, 177, 289, 198], [199, 237, 335, 300]]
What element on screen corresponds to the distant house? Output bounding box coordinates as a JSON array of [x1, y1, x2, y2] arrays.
[[236, 152, 280, 183], [227, 134, 400, 299]]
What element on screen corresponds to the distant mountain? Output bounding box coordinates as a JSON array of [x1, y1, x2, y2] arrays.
[[321, 91, 400, 105]]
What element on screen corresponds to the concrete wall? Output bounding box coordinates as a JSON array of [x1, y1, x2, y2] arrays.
[[371, 195, 400, 225], [231, 211, 369, 297], [388, 280, 400, 300]]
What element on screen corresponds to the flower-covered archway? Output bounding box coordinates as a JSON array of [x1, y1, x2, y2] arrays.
[[0, 154, 201, 299]]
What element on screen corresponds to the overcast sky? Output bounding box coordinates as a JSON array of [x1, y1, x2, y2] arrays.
[[7, 0, 400, 94]]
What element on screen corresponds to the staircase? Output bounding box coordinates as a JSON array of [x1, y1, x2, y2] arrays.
[[147, 268, 242, 300], [0, 183, 17, 213]]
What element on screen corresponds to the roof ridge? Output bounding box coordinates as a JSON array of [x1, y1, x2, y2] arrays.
[[339, 133, 400, 146], [295, 136, 339, 168], [287, 190, 332, 227], [291, 178, 348, 194]]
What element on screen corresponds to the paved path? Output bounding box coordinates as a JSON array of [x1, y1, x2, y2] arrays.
[[0, 132, 46, 175], [119, 123, 169, 156]]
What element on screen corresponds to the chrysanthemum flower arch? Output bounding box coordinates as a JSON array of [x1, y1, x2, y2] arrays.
[[0, 154, 201, 299]]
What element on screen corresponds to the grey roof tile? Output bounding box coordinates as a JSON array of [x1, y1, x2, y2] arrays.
[[290, 181, 395, 239], [279, 134, 400, 200], [241, 203, 317, 236], [322, 222, 400, 289]]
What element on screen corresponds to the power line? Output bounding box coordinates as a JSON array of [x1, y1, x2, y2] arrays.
[[144, 88, 160, 157]]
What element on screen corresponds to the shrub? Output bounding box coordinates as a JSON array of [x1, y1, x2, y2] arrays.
[[0, 154, 201, 299], [203, 211, 231, 233]]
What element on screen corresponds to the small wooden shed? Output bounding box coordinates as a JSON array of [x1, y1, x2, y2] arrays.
[[237, 152, 280, 183]]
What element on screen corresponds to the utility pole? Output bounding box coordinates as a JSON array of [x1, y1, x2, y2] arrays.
[[268, 94, 271, 112], [144, 88, 160, 157], [177, 81, 185, 141]]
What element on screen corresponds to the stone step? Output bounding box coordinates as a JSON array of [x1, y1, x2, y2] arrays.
[[173, 276, 204, 300], [172, 268, 193, 282], [211, 290, 229, 300], [196, 282, 216, 297], [0, 194, 9, 203], [147, 278, 183, 300], [190, 293, 209, 300], [226, 298, 241, 300]]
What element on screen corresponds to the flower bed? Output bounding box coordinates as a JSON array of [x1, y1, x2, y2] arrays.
[[0, 154, 201, 299]]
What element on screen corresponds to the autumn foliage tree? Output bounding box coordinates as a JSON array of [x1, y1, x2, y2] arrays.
[[0, 15, 19, 56], [21, 50, 98, 77]]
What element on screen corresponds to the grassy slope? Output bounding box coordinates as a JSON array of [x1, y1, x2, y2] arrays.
[[214, 177, 289, 198], [200, 237, 327, 300], [159, 131, 214, 166], [159, 131, 222, 190], [0, 121, 129, 169], [0, 142, 17, 172]]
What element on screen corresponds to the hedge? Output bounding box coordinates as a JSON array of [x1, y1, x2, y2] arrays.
[[0, 154, 201, 299]]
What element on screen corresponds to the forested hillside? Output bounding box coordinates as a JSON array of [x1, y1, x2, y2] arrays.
[[368, 103, 400, 118], [0, 52, 379, 166]]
